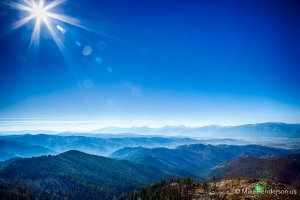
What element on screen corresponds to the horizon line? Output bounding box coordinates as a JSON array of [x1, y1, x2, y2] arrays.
[[0, 121, 299, 133]]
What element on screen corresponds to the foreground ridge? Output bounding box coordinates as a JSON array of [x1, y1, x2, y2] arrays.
[[121, 177, 300, 200]]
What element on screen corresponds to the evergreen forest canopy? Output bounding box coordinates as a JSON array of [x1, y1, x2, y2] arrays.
[[0, 150, 173, 199]]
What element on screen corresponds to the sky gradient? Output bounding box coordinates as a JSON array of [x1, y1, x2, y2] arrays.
[[0, 0, 300, 131]]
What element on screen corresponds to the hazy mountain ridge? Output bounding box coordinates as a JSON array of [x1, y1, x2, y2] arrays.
[[0, 140, 56, 160], [111, 146, 209, 177], [136, 155, 199, 179], [2, 122, 299, 138], [0, 152, 18, 162], [212, 122, 300, 138], [57, 132, 150, 138], [111, 144, 299, 177], [293, 128, 300, 138], [0, 134, 200, 159], [89, 122, 300, 138]]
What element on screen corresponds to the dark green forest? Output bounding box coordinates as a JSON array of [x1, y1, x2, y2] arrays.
[[0, 150, 173, 199]]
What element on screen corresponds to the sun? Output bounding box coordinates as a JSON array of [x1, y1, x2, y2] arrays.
[[3, 0, 110, 85], [32, 3, 48, 20]]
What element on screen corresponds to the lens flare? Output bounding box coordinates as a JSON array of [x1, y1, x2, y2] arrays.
[[106, 66, 113, 73], [83, 46, 92, 56], [75, 41, 82, 46], [57, 25, 64, 32], [95, 57, 103, 64]]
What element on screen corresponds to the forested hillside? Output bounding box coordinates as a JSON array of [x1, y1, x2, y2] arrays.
[[204, 153, 300, 188], [0, 150, 173, 199], [119, 177, 194, 200]]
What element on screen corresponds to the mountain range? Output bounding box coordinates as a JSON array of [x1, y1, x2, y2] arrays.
[[0, 134, 200, 159], [90, 122, 300, 138], [0, 142, 300, 198], [1, 122, 300, 138]]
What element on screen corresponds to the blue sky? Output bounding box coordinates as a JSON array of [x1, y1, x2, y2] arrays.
[[0, 0, 299, 131]]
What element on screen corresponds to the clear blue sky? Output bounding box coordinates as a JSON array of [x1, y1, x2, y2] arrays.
[[0, 0, 299, 131]]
